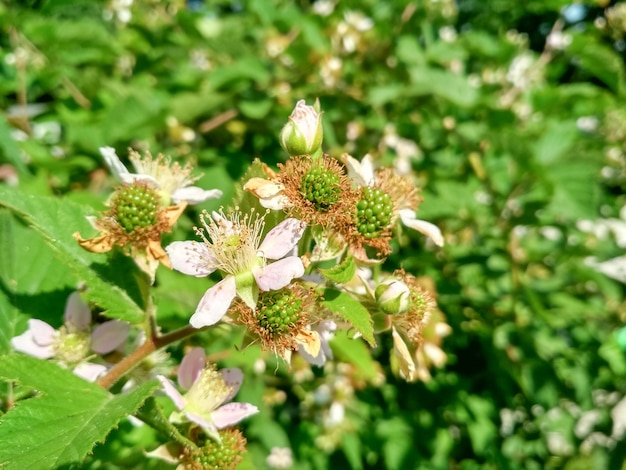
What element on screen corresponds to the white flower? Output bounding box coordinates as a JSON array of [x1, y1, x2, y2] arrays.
[[166, 211, 306, 328], [11, 292, 129, 381], [157, 348, 258, 442], [99, 147, 222, 205], [267, 447, 294, 469], [586, 256, 626, 283], [344, 153, 444, 246]]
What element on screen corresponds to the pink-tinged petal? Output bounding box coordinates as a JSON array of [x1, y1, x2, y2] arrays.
[[166, 241, 218, 277], [178, 348, 206, 390], [212, 402, 259, 429], [185, 411, 219, 441], [64, 292, 91, 331], [28, 319, 56, 346], [221, 368, 243, 401], [73, 362, 107, 382], [344, 153, 375, 187], [11, 324, 55, 359], [157, 375, 187, 410], [253, 257, 304, 291], [172, 187, 223, 205], [399, 209, 444, 247], [100, 146, 129, 180], [91, 321, 130, 354], [258, 218, 306, 260], [189, 276, 237, 328]]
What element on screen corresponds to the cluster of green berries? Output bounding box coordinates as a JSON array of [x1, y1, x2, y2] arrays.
[[257, 289, 302, 336], [191, 431, 244, 470], [356, 187, 394, 238], [112, 184, 159, 233], [300, 166, 341, 211]]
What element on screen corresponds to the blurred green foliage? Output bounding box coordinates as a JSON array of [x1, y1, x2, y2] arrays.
[[2, 0, 626, 469]]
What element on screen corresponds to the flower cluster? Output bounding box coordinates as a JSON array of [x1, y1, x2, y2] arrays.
[[8, 98, 449, 464]]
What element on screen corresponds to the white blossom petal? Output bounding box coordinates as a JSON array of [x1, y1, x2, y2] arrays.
[[64, 292, 91, 331], [158, 375, 187, 410], [399, 209, 444, 246], [11, 320, 56, 359], [100, 146, 129, 180], [120, 172, 159, 187], [258, 193, 291, 210], [344, 153, 375, 187], [145, 443, 181, 464], [212, 402, 259, 429], [258, 218, 306, 260], [28, 319, 57, 346], [166, 241, 218, 277], [91, 321, 130, 354], [73, 362, 107, 382], [178, 347, 206, 390], [190, 276, 237, 328], [172, 186, 223, 205], [392, 327, 417, 381], [253, 257, 304, 291], [586, 256, 626, 283]]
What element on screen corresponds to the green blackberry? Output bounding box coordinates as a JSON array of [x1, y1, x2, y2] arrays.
[[257, 289, 303, 336], [356, 187, 394, 239], [300, 165, 341, 211], [112, 184, 159, 233]]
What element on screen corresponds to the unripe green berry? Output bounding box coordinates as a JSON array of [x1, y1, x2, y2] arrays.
[[112, 184, 159, 233], [301, 166, 341, 210], [356, 187, 393, 239], [257, 290, 303, 336], [195, 430, 245, 470]]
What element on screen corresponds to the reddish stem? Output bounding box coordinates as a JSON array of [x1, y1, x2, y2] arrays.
[[96, 325, 202, 390]]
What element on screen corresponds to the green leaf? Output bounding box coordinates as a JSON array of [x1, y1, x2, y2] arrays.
[[0, 354, 158, 470], [568, 36, 626, 95], [0, 288, 19, 356], [407, 67, 479, 107], [0, 186, 145, 323], [0, 209, 80, 352], [532, 120, 578, 165], [0, 115, 28, 174], [341, 432, 363, 470], [321, 288, 375, 347], [319, 256, 356, 284], [330, 331, 378, 382]]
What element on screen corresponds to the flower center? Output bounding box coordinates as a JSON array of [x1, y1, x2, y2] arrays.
[[355, 187, 394, 238], [197, 210, 265, 275], [257, 289, 303, 336], [111, 183, 160, 233], [185, 366, 232, 416], [300, 165, 341, 211], [54, 327, 91, 366]]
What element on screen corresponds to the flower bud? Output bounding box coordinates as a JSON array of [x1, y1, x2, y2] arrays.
[[279, 99, 323, 156], [375, 280, 410, 315]]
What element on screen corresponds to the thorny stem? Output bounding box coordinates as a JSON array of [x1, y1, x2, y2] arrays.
[[96, 324, 204, 390]]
